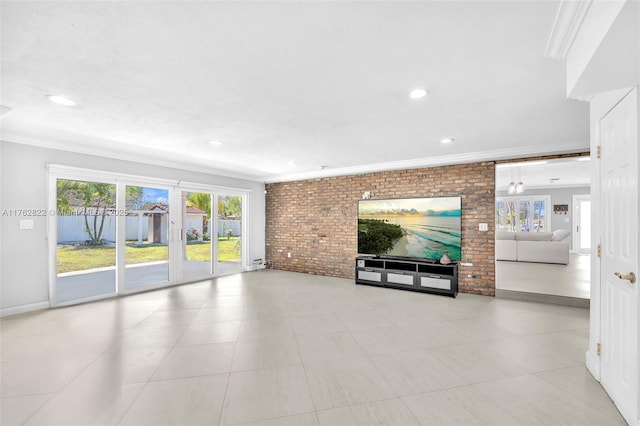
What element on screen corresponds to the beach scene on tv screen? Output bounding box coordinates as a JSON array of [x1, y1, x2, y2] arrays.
[[358, 197, 462, 260]]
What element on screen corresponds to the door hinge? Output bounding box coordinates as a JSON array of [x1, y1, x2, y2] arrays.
[[597, 343, 601, 356], [597, 244, 601, 257], [597, 145, 601, 158]]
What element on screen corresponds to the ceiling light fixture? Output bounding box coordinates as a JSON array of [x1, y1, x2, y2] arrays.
[[508, 181, 525, 194], [287, 161, 298, 167], [507, 168, 525, 194], [208, 140, 224, 146], [409, 88, 429, 99], [46, 95, 76, 106], [440, 138, 454, 144]]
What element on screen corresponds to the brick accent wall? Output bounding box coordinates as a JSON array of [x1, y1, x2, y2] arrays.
[[265, 162, 497, 296]]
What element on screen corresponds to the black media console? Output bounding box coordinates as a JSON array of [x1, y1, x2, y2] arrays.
[[355, 256, 458, 298]]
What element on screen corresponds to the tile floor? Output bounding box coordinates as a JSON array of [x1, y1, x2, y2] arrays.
[[496, 254, 590, 301], [0, 270, 625, 425]]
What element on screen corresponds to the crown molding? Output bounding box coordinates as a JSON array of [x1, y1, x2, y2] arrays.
[[1, 131, 588, 186], [0, 132, 263, 184], [262, 141, 588, 183], [545, 0, 593, 59]]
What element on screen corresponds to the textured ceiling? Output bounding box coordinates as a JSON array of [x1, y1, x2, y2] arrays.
[[0, 1, 588, 182]]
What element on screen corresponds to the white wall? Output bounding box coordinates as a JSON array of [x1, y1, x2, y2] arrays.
[[496, 186, 590, 251], [0, 141, 266, 313]]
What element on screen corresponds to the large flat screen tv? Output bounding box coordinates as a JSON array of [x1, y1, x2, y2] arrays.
[[358, 196, 462, 261]]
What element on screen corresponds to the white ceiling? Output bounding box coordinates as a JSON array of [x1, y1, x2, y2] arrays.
[[496, 157, 592, 192], [0, 1, 589, 183]]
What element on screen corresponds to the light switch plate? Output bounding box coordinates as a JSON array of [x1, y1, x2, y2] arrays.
[[479, 223, 489, 231], [20, 219, 34, 229]]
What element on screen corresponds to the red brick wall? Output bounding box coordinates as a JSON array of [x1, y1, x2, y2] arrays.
[[265, 162, 496, 296]]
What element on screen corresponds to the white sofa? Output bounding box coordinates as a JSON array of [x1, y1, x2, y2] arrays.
[[495, 230, 570, 265]]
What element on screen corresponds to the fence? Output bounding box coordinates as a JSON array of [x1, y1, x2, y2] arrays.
[[57, 215, 149, 243], [57, 216, 240, 243], [218, 220, 241, 237]]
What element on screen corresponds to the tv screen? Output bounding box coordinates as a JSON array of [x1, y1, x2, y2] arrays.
[[358, 196, 462, 261]]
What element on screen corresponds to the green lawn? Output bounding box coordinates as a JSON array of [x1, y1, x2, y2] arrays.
[[57, 237, 241, 274]]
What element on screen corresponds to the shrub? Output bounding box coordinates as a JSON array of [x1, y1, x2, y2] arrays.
[[186, 228, 201, 241]]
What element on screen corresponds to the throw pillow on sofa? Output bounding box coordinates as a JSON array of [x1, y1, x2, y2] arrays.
[[551, 229, 571, 241]]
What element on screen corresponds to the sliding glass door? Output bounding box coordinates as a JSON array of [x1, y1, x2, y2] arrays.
[[55, 178, 117, 304], [181, 191, 213, 282], [179, 191, 245, 279], [50, 167, 249, 306], [124, 185, 170, 289], [217, 194, 243, 275]]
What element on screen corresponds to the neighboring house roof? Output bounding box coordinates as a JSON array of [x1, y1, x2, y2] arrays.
[[186, 206, 207, 215], [148, 204, 168, 212]]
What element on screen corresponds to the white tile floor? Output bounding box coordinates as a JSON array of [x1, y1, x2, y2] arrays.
[[496, 254, 590, 300], [1, 270, 625, 425]]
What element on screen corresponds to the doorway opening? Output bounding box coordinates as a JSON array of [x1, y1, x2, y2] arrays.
[[494, 156, 591, 305]]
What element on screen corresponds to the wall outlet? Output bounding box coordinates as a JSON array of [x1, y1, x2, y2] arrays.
[[287, 252, 291, 258], [479, 223, 488, 231]]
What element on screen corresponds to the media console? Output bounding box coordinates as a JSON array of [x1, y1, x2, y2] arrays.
[[355, 256, 458, 298]]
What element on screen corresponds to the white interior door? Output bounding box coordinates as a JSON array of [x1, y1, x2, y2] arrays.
[[573, 195, 591, 254], [599, 87, 638, 424]]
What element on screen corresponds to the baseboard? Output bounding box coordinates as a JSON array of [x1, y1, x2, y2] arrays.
[[0, 301, 50, 318], [585, 349, 600, 381]]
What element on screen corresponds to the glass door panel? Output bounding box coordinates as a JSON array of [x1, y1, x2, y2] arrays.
[[124, 186, 169, 289], [217, 195, 243, 275], [56, 179, 116, 303], [579, 199, 591, 253], [182, 191, 212, 281]]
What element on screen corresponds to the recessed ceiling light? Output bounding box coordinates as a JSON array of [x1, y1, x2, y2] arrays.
[[208, 140, 224, 146], [409, 88, 429, 99], [440, 138, 454, 144], [287, 160, 298, 167], [46, 95, 76, 106]]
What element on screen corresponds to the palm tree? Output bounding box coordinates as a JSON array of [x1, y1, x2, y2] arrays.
[[187, 192, 211, 235]]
